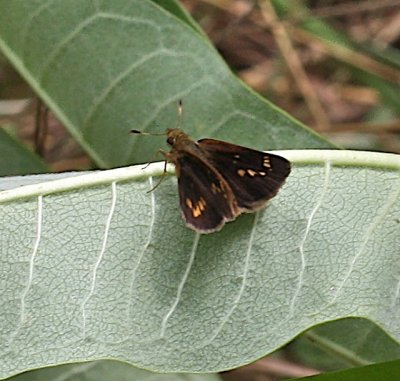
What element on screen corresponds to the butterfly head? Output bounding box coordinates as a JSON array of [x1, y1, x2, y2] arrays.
[[166, 128, 191, 148]]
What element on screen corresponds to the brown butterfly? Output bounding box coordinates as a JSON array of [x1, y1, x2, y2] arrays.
[[131, 105, 291, 234]]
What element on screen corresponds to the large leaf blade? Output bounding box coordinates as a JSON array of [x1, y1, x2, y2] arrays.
[[0, 150, 399, 378]]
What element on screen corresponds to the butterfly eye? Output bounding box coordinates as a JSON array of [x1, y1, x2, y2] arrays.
[[167, 136, 174, 146]]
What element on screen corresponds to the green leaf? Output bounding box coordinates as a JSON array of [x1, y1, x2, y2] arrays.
[[150, 0, 205, 35], [0, 150, 399, 378], [296, 359, 400, 381], [8, 360, 221, 381], [0, 127, 48, 176], [0, 0, 333, 169], [291, 318, 400, 371]]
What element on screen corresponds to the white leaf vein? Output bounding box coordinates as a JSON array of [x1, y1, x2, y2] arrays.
[[331, 177, 400, 304], [288, 161, 331, 316], [9, 195, 43, 345], [81, 181, 117, 338], [127, 176, 156, 321], [206, 211, 259, 343], [160, 232, 200, 338]]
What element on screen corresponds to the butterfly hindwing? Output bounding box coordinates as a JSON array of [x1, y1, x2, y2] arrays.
[[175, 152, 238, 233], [198, 139, 291, 211]]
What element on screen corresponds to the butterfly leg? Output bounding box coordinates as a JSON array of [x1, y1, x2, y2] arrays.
[[141, 149, 168, 170], [146, 150, 171, 193]]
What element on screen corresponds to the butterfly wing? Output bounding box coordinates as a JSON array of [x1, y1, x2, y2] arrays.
[[198, 139, 291, 211], [174, 152, 239, 233]]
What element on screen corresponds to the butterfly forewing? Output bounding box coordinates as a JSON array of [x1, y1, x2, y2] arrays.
[[175, 153, 238, 233], [198, 139, 291, 211]]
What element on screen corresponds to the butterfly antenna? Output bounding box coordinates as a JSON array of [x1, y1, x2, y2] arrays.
[[129, 129, 166, 136], [176, 99, 183, 130]]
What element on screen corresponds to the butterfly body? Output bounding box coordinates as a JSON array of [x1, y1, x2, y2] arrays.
[[164, 128, 291, 233]]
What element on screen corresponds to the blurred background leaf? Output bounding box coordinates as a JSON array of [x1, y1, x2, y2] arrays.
[[0, 0, 331, 171], [0, 127, 47, 175], [295, 359, 400, 381], [8, 360, 222, 381]]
